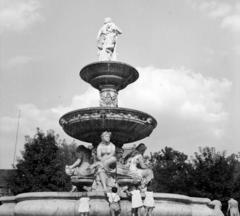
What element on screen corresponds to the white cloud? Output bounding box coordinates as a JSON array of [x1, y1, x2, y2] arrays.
[[199, 2, 232, 18], [233, 45, 240, 55], [188, 1, 240, 33], [7, 56, 33, 67], [0, 0, 44, 33], [221, 14, 240, 32], [0, 66, 232, 168], [120, 67, 230, 123]]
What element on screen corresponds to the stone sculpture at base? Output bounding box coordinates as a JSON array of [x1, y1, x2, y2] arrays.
[[90, 131, 117, 192], [65, 145, 93, 177], [97, 17, 122, 61], [65, 145, 94, 191], [65, 132, 154, 192], [124, 143, 154, 188]]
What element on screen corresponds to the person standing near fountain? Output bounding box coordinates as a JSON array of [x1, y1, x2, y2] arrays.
[[227, 198, 239, 216], [78, 194, 91, 216], [143, 185, 155, 216], [125, 185, 143, 216], [106, 186, 121, 216], [90, 131, 117, 192], [96, 17, 122, 61]]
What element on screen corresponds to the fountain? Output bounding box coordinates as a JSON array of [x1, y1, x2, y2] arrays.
[[0, 18, 213, 216]]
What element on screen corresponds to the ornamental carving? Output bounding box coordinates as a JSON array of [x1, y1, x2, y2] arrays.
[[100, 92, 118, 107]]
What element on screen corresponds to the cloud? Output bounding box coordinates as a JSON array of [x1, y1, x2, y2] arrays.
[[199, 2, 232, 18], [188, 1, 240, 33], [233, 45, 240, 55], [121, 67, 230, 124], [7, 55, 33, 67], [0, 0, 44, 34], [221, 14, 240, 32], [0, 66, 232, 168]]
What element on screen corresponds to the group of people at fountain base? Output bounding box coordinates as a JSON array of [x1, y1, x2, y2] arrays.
[[209, 198, 239, 216], [76, 194, 239, 216], [77, 183, 155, 216]]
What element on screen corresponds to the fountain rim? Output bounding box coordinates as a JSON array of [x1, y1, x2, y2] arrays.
[[0, 196, 16, 203], [59, 106, 157, 125], [80, 61, 139, 74], [8, 192, 210, 204], [79, 61, 139, 91]]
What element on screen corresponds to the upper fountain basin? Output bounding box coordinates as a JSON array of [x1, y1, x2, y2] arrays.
[[80, 61, 139, 91]]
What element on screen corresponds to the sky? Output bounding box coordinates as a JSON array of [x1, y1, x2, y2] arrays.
[[0, 0, 239, 169]]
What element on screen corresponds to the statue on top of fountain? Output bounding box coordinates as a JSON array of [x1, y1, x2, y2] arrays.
[[97, 17, 122, 61], [65, 131, 154, 192]]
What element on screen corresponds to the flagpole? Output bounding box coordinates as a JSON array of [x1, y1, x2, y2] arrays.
[[13, 110, 21, 168]]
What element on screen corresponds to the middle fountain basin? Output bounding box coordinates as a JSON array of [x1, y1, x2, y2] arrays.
[[59, 107, 157, 146]]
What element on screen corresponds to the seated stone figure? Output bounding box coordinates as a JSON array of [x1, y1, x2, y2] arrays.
[[124, 143, 154, 188], [90, 131, 117, 192], [65, 145, 94, 191], [65, 145, 93, 177]]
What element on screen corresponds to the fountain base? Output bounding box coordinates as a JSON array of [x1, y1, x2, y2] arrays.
[[0, 192, 213, 216]]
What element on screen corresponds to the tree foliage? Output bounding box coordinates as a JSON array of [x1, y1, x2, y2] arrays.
[[7, 128, 77, 195], [149, 147, 191, 194], [187, 147, 238, 202], [150, 146, 240, 206]]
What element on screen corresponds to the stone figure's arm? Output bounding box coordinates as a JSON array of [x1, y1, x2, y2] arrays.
[[96, 27, 103, 49], [138, 155, 149, 169], [68, 158, 81, 169], [97, 145, 104, 161], [125, 190, 132, 196], [109, 144, 116, 157], [227, 201, 230, 214], [114, 24, 122, 35]]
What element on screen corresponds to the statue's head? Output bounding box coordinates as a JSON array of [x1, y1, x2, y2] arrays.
[[76, 145, 91, 156], [104, 17, 112, 24], [124, 143, 147, 163], [136, 143, 147, 154], [101, 131, 111, 143], [76, 145, 88, 153]]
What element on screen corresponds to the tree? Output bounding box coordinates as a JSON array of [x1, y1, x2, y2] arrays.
[[149, 147, 191, 194], [7, 128, 77, 195], [187, 147, 238, 202]]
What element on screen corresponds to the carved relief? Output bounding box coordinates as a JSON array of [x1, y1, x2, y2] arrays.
[[100, 92, 118, 107], [60, 109, 156, 128]]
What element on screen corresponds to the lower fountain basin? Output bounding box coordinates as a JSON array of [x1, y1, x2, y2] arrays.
[[0, 192, 213, 216], [0, 192, 212, 216], [59, 107, 157, 146]]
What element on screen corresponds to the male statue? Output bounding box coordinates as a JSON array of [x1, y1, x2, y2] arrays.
[[97, 17, 122, 61]]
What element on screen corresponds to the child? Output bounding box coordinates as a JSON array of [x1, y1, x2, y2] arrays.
[[143, 185, 155, 216], [125, 184, 143, 216], [78, 195, 91, 216], [106, 187, 121, 216]]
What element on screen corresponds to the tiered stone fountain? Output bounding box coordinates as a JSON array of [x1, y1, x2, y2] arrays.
[[0, 18, 214, 216]]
